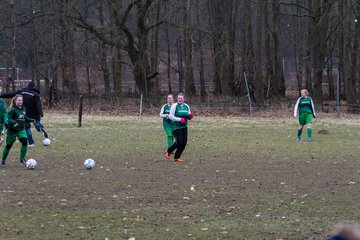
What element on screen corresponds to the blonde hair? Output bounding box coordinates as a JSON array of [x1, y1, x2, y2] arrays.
[[301, 89, 309, 96], [11, 94, 23, 107]]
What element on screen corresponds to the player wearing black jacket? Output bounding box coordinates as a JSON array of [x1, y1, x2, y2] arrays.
[[0, 81, 48, 147]]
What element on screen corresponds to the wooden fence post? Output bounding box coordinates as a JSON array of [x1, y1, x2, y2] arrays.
[[78, 95, 83, 127]]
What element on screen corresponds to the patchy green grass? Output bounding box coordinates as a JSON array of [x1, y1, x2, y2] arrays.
[[1, 114, 360, 239]]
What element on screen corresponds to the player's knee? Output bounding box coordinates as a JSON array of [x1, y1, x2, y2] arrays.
[[178, 142, 186, 148], [19, 138, 28, 146]]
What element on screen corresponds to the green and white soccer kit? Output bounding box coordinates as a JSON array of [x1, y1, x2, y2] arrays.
[[0, 99, 8, 137], [160, 103, 174, 148], [170, 103, 191, 130], [2, 104, 34, 163], [168, 102, 192, 159], [294, 96, 316, 139]]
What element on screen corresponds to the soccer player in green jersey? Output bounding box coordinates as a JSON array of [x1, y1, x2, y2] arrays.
[[165, 93, 193, 162], [0, 99, 8, 146], [1, 94, 34, 166], [160, 94, 174, 148], [294, 89, 316, 142]]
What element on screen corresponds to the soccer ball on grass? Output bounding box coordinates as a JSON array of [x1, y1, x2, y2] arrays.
[[43, 138, 51, 146], [84, 159, 95, 170], [26, 159, 37, 170]]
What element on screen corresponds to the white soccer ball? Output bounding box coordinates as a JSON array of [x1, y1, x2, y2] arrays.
[[43, 138, 51, 146], [84, 159, 95, 170], [26, 159, 37, 170]]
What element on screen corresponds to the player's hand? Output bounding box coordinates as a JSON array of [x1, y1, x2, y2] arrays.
[[165, 114, 170, 120], [188, 113, 193, 119], [180, 118, 186, 124]]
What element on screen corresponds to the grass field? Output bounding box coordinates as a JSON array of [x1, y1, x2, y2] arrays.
[[0, 113, 359, 240]]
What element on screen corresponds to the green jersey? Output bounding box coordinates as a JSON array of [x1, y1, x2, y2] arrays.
[[7, 104, 34, 134], [170, 102, 191, 130], [160, 104, 172, 128], [294, 97, 316, 118], [0, 99, 8, 125]]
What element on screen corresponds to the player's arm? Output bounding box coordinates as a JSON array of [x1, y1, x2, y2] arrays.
[[294, 98, 300, 117], [0, 100, 8, 125], [184, 104, 193, 120], [159, 104, 167, 118], [310, 97, 316, 118], [0, 91, 18, 99], [169, 103, 182, 122]]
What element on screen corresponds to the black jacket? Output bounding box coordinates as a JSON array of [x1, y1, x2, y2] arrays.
[[0, 87, 43, 120]]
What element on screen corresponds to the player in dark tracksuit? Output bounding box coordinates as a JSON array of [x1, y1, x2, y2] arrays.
[[0, 81, 48, 147], [165, 93, 193, 162]]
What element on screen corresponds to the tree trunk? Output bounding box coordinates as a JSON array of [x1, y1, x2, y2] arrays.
[[196, 0, 206, 101], [165, 19, 172, 93], [30, 0, 39, 88], [208, 0, 236, 96], [150, 0, 161, 94], [176, 36, 184, 93], [108, 0, 122, 97], [10, 0, 16, 91], [98, 1, 111, 98], [272, 0, 285, 98], [60, 0, 77, 94], [255, 0, 264, 104], [184, 0, 196, 96]]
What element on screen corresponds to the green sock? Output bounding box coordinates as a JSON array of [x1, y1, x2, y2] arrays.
[[20, 145, 28, 160], [297, 129, 302, 137], [2, 147, 10, 161], [167, 136, 174, 148], [307, 128, 312, 138]]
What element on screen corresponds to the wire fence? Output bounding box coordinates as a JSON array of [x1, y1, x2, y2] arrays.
[[45, 91, 360, 116]]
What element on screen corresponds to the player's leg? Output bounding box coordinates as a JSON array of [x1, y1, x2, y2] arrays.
[[297, 113, 306, 142], [174, 128, 187, 162], [297, 125, 304, 142], [164, 127, 174, 148], [34, 120, 48, 138], [18, 130, 28, 164], [306, 113, 313, 142], [0, 123, 4, 146], [1, 134, 16, 165], [166, 129, 179, 159], [25, 122, 35, 147]]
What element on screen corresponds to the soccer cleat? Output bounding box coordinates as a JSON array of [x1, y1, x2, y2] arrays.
[[1, 160, 5, 166], [41, 128, 49, 139], [165, 152, 171, 159], [307, 137, 313, 142], [28, 144, 36, 149], [20, 159, 26, 166], [297, 136, 301, 142], [174, 158, 185, 162]]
